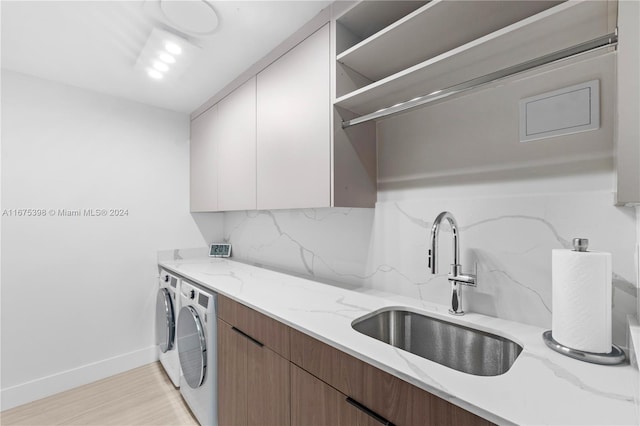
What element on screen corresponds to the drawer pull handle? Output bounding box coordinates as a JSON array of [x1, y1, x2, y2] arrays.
[[345, 397, 394, 426], [231, 326, 264, 347]]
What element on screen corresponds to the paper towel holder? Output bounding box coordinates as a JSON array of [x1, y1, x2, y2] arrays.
[[542, 331, 626, 365], [572, 237, 589, 252], [543, 237, 626, 365]]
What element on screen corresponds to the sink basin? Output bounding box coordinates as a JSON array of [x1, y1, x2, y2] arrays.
[[352, 308, 522, 376]]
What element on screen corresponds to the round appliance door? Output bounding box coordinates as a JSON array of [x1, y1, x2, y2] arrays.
[[155, 288, 175, 353], [177, 306, 207, 389]]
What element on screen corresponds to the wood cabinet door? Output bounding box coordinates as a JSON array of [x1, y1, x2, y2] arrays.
[[190, 105, 219, 212], [218, 308, 291, 426], [217, 319, 248, 426], [247, 343, 290, 426], [218, 295, 290, 359], [256, 23, 331, 210], [291, 364, 360, 426], [361, 362, 414, 425], [412, 386, 493, 426], [217, 77, 257, 211], [290, 329, 363, 401]]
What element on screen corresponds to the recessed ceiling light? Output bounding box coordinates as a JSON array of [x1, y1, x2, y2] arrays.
[[165, 42, 182, 55], [148, 69, 163, 79], [135, 28, 201, 81], [153, 61, 169, 72], [159, 53, 175, 64]]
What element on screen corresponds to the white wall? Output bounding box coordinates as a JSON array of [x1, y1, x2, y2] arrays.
[[0, 71, 223, 410], [637, 206, 640, 320], [225, 50, 637, 349]]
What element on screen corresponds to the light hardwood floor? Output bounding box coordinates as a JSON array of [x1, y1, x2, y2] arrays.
[[1, 362, 199, 426]]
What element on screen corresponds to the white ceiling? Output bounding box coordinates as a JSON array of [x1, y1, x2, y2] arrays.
[[1, 1, 331, 113]]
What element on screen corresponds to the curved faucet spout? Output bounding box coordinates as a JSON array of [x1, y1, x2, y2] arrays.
[[429, 211, 460, 274], [427, 211, 476, 315]]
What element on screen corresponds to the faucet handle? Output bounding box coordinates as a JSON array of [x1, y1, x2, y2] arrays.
[[428, 249, 437, 273]]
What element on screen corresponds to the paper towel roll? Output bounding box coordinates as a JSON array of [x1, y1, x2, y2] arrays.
[[552, 248, 612, 353]]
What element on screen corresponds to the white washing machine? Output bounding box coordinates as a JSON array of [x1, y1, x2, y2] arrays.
[[156, 269, 182, 387], [177, 280, 218, 426]]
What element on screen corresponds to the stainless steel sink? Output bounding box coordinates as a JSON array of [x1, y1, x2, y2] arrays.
[[352, 308, 522, 376]]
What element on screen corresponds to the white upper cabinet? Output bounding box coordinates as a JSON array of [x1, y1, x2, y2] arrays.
[[190, 18, 377, 212], [616, 0, 640, 205], [191, 1, 629, 209], [217, 77, 257, 211], [256, 24, 331, 210], [190, 105, 218, 212]]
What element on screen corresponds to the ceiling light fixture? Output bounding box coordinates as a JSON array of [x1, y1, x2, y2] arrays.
[[164, 42, 182, 55], [153, 61, 169, 72], [159, 53, 175, 64], [135, 28, 201, 82], [147, 69, 163, 79]]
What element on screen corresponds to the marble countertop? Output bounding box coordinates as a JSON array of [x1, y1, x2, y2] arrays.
[[159, 257, 639, 425]]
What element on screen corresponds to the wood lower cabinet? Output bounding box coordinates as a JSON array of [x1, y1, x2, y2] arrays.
[[218, 295, 290, 359], [360, 363, 413, 425], [290, 327, 364, 401], [218, 320, 248, 426], [291, 364, 360, 426], [290, 329, 493, 426], [246, 341, 290, 426], [217, 315, 290, 426], [218, 296, 491, 426]]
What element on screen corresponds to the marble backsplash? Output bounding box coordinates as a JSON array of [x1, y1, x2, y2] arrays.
[[157, 246, 209, 263], [224, 190, 637, 347]]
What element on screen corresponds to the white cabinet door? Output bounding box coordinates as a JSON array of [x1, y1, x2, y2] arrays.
[[218, 77, 257, 211], [190, 105, 218, 212], [257, 24, 331, 210], [616, 0, 640, 204]]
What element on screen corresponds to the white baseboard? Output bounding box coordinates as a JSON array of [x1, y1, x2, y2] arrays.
[[0, 345, 158, 411]]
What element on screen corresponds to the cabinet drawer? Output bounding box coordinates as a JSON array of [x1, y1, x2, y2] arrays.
[[290, 328, 492, 426], [218, 295, 290, 359], [290, 328, 364, 401], [361, 362, 491, 425]]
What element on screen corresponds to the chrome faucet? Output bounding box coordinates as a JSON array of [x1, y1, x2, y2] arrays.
[[428, 211, 476, 315]]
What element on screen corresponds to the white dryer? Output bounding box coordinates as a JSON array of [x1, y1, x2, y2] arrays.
[[156, 269, 182, 387], [177, 280, 218, 426]]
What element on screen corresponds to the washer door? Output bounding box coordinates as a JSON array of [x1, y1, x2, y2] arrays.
[[177, 306, 207, 389], [155, 288, 175, 353]]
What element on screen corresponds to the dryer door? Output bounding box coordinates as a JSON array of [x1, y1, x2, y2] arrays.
[[155, 288, 175, 353], [177, 306, 207, 389]]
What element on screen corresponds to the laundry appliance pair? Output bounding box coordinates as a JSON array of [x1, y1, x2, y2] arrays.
[[156, 269, 217, 426]]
